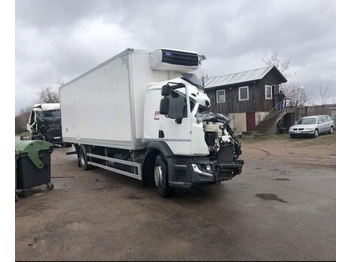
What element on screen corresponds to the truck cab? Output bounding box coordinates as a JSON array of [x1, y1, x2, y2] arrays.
[[143, 73, 243, 197], [26, 103, 63, 145]]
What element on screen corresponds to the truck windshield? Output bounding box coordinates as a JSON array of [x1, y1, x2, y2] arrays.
[[181, 73, 204, 90], [167, 87, 197, 119], [37, 109, 61, 119]]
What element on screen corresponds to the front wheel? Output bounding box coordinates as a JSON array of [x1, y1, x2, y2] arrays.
[[313, 129, 319, 138], [154, 155, 174, 198], [78, 145, 93, 170]]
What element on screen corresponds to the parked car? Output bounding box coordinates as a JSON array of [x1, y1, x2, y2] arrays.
[[289, 115, 334, 138]]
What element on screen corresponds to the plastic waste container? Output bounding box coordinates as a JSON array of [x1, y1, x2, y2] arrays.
[[15, 140, 54, 197], [15, 149, 19, 202]]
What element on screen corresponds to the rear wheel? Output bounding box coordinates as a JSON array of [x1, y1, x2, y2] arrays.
[[328, 126, 334, 134], [47, 182, 54, 190], [154, 155, 174, 198], [313, 129, 319, 138], [22, 188, 31, 197], [79, 145, 93, 170]]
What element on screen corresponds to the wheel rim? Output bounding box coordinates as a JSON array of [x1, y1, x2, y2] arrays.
[[80, 147, 87, 167], [154, 166, 163, 187], [80, 155, 86, 167]]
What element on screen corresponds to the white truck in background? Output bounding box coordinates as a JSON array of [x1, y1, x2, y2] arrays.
[[60, 48, 244, 197], [23, 103, 64, 146]]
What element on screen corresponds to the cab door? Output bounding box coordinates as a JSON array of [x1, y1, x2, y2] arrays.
[[26, 110, 36, 132], [158, 86, 192, 155]]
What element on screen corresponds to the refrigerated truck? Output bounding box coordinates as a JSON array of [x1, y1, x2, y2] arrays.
[[60, 48, 244, 197]]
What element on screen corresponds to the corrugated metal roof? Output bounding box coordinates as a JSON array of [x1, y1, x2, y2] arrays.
[[204, 65, 277, 89]]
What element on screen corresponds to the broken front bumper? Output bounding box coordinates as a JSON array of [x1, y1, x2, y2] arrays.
[[168, 157, 244, 188], [188, 160, 244, 183]]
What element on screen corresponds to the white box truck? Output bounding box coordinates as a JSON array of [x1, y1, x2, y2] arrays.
[[60, 48, 244, 197]]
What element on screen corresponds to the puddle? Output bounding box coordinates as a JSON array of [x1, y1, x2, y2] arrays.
[[123, 193, 143, 200], [255, 193, 287, 203]]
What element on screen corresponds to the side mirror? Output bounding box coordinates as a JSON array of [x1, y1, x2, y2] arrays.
[[159, 97, 169, 115], [161, 84, 172, 96]]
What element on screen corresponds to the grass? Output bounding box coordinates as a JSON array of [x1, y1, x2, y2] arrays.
[[238, 131, 336, 147]]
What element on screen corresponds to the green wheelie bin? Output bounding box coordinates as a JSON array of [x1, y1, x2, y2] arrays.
[[15, 148, 19, 202], [15, 140, 54, 197]]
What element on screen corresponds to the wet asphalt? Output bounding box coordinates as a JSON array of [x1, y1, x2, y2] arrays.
[[15, 144, 336, 261]]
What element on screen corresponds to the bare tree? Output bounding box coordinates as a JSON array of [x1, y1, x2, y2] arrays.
[[263, 53, 306, 108], [15, 106, 31, 134], [284, 82, 307, 108], [315, 81, 335, 105], [262, 53, 297, 80], [36, 86, 60, 103]]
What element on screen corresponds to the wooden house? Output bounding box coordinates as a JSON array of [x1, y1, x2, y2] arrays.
[[204, 66, 287, 133]]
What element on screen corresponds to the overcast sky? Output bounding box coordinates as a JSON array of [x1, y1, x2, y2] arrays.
[[14, 0, 336, 114]]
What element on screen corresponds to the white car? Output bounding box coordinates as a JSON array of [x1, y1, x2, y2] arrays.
[[289, 115, 334, 138]]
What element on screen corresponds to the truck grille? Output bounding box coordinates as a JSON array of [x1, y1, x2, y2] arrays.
[[47, 123, 61, 131], [217, 144, 233, 164]]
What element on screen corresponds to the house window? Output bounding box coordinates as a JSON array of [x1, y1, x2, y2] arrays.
[[216, 89, 225, 103], [265, 85, 272, 99], [239, 86, 249, 101]]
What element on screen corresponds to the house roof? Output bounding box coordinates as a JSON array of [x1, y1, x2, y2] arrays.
[[204, 65, 287, 89]]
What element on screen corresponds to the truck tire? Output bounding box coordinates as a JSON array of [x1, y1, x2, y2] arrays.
[[154, 155, 174, 198], [46, 182, 54, 190], [78, 145, 93, 170], [22, 188, 31, 197]]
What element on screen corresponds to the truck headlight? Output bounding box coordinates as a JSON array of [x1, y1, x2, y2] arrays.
[[206, 165, 211, 172]]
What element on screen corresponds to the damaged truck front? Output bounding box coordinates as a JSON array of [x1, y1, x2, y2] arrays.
[[142, 73, 244, 197], [23, 103, 64, 146]]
